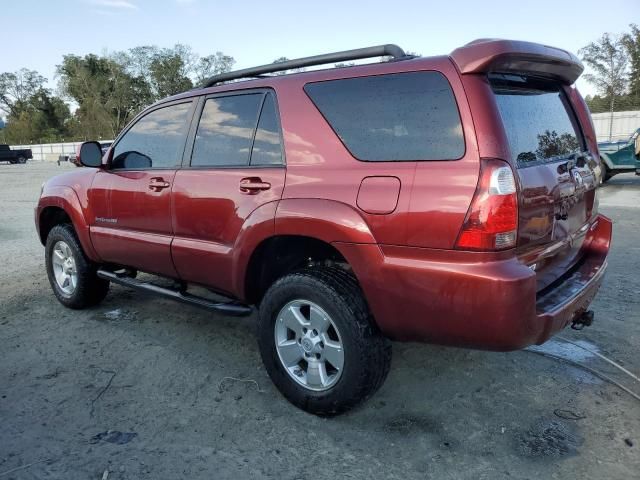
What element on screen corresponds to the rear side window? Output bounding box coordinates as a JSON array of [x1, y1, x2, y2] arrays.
[[251, 94, 283, 165], [112, 102, 192, 169], [304, 71, 464, 161], [191, 94, 263, 167], [491, 76, 583, 167], [191, 92, 283, 167]]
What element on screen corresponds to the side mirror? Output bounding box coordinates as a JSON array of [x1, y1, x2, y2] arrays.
[[79, 141, 104, 168]]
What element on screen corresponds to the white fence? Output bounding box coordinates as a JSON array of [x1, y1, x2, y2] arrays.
[[7, 111, 640, 160], [592, 111, 640, 143], [10, 141, 113, 162]]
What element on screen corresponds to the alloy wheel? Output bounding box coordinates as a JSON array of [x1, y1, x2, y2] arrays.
[[51, 240, 77, 295], [274, 299, 345, 391]]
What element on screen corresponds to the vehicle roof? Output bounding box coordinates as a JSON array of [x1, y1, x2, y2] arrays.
[[158, 55, 449, 106], [155, 38, 584, 107]]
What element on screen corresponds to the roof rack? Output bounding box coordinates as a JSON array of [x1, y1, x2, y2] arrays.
[[201, 44, 408, 88]]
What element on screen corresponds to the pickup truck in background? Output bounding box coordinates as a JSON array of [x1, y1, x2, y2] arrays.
[[598, 128, 640, 182], [0, 144, 32, 164]]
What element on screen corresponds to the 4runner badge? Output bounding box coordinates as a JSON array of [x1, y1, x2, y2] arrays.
[[95, 217, 118, 224]]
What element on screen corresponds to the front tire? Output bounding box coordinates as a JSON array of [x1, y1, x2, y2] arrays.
[[257, 267, 391, 415], [17, 156, 26, 164], [601, 162, 612, 184], [45, 224, 109, 309]]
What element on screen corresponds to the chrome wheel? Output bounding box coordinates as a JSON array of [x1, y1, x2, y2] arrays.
[[274, 299, 344, 391], [51, 240, 77, 295]]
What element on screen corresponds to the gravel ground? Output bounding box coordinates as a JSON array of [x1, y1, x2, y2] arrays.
[[1, 162, 639, 479]]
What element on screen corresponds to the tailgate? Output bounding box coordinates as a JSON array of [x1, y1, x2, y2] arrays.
[[491, 75, 599, 291]]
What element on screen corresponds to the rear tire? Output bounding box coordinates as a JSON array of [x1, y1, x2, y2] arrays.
[[257, 266, 391, 415], [45, 224, 109, 309], [17, 156, 26, 164]]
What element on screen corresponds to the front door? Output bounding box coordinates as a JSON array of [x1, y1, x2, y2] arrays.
[[89, 100, 195, 277], [171, 91, 286, 294]]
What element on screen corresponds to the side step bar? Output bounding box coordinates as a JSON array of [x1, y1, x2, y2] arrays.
[[97, 269, 253, 317]]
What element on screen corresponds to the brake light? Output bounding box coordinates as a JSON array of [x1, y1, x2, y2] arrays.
[[455, 159, 518, 251]]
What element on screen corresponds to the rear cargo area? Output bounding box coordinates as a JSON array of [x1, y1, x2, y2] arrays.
[[490, 74, 599, 291]]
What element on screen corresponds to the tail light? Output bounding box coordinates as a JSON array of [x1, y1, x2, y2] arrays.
[[455, 159, 518, 251]]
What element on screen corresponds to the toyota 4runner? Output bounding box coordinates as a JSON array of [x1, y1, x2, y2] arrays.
[[35, 40, 612, 415]]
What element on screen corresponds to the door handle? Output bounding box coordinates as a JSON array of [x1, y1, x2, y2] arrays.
[[149, 177, 170, 191], [239, 177, 271, 194]]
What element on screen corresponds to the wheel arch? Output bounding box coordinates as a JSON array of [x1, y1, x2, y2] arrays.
[[234, 198, 377, 304], [37, 186, 100, 261], [243, 235, 353, 304], [599, 154, 615, 170]]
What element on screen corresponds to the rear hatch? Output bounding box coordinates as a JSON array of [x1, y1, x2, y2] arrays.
[[490, 74, 599, 291]]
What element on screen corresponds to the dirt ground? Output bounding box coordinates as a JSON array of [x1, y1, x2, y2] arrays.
[[1, 162, 639, 479]]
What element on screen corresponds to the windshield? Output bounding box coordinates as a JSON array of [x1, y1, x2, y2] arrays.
[[491, 75, 584, 168]]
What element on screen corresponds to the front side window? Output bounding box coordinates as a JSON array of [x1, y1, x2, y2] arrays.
[[112, 102, 192, 169], [491, 76, 583, 167], [304, 71, 465, 161]]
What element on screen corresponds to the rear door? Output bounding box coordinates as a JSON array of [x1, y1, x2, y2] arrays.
[[89, 100, 196, 277], [490, 75, 598, 289], [171, 90, 285, 294]]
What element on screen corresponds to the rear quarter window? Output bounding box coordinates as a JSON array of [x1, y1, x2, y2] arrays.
[[304, 71, 465, 161]]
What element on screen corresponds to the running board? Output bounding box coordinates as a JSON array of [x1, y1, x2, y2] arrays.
[[97, 269, 253, 317]]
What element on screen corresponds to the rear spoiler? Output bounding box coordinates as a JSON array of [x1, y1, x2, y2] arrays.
[[450, 39, 583, 85]]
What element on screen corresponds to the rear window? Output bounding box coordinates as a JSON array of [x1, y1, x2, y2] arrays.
[[304, 71, 464, 161], [491, 76, 583, 167]]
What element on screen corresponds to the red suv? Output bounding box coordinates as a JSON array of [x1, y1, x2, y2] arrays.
[[36, 40, 612, 415]]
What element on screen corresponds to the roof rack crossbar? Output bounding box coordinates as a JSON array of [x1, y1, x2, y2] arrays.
[[201, 44, 407, 88]]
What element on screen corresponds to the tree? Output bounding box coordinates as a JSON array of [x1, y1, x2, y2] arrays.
[[0, 68, 72, 143], [121, 44, 198, 99], [57, 54, 149, 138], [0, 68, 46, 117], [1, 88, 72, 143], [535, 130, 580, 159], [194, 52, 235, 84], [272, 57, 305, 76], [149, 51, 193, 98], [579, 34, 628, 139], [622, 24, 640, 102]]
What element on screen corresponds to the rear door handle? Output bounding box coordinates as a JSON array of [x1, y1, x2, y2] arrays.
[[239, 177, 271, 194], [149, 177, 170, 191]]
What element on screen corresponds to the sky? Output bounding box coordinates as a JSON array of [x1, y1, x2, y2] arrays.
[[1, 0, 638, 100]]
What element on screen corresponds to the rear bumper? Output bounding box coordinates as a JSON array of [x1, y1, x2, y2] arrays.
[[336, 214, 612, 351]]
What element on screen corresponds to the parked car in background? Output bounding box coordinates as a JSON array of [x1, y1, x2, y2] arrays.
[[0, 144, 32, 164], [598, 128, 640, 182], [35, 40, 612, 415]]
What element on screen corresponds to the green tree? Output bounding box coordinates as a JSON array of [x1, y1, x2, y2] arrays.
[[194, 52, 235, 84], [57, 54, 150, 138], [579, 33, 631, 140], [0, 69, 72, 143], [622, 24, 640, 106], [149, 51, 193, 98], [579, 33, 629, 133], [0, 68, 46, 117]]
